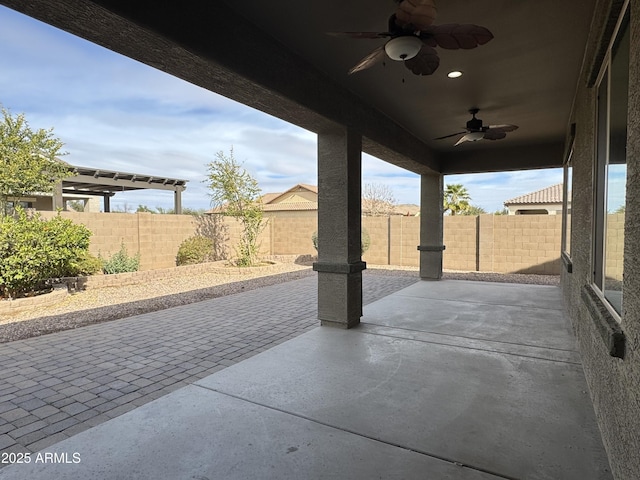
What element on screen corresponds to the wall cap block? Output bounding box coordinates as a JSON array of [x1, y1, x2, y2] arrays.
[[313, 261, 367, 274], [417, 245, 446, 252]]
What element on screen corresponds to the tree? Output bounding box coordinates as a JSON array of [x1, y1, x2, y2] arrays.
[[205, 148, 264, 266], [136, 204, 155, 213], [461, 205, 486, 216], [443, 183, 471, 215], [362, 183, 397, 216], [67, 200, 86, 212], [494, 207, 509, 215], [0, 107, 70, 216]]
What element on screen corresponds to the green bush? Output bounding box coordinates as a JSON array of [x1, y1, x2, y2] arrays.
[[100, 243, 140, 274], [311, 228, 371, 255], [0, 210, 93, 298], [176, 235, 215, 266], [67, 251, 103, 276]]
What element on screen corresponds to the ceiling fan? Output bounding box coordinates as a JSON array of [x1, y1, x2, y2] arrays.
[[329, 0, 493, 76], [435, 108, 519, 146]]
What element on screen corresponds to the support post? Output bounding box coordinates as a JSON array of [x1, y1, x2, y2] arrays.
[[103, 195, 111, 213], [174, 188, 183, 215], [52, 182, 64, 210], [418, 174, 444, 279], [313, 127, 365, 328]]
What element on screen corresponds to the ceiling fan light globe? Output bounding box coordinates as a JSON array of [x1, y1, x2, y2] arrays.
[[467, 132, 485, 141], [384, 36, 423, 61]]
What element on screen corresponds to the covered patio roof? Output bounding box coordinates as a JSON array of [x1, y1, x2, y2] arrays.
[[1, 0, 596, 175]]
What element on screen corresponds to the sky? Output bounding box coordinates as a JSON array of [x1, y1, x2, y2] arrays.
[[0, 5, 567, 213]]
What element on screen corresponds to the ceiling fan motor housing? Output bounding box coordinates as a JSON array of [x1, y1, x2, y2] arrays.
[[466, 116, 483, 131]]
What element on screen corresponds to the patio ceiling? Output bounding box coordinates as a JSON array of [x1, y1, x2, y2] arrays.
[[1, 0, 597, 175]]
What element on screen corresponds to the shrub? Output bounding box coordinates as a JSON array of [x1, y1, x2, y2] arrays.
[[0, 210, 92, 298], [176, 236, 215, 266], [311, 228, 371, 255], [67, 252, 103, 276], [100, 243, 140, 274]]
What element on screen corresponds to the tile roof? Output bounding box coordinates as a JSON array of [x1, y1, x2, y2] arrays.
[[504, 183, 564, 205]]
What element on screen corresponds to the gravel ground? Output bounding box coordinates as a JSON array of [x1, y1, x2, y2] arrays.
[[0, 264, 559, 343]]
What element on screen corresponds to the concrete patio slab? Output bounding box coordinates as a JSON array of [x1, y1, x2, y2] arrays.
[[0, 385, 499, 480], [399, 279, 564, 309], [0, 279, 612, 480], [362, 285, 577, 351], [196, 327, 609, 480]]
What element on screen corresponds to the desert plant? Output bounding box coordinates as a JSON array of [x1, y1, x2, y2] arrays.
[[312, 228, 370, 256], [0, 209, 92, 298], [66, 252, 103, 276], [176, 235, 215, 266], [100, 242, 140, 274], [204, 148, 264, 267]]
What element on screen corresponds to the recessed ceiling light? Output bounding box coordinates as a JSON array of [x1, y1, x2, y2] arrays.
[[447, 71, 463, 78]]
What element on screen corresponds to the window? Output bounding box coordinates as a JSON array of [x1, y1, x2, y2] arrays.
[[562, 147, 573, 259], [594, 7, 629, 316]]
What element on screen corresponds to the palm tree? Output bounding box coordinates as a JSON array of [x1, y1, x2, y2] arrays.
[[443, 184, 471, 215]]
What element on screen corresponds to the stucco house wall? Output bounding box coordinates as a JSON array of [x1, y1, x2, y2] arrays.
[[561, 1, 640, 477]]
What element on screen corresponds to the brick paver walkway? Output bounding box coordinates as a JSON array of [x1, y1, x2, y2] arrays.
[[0, 273, 418, 456]]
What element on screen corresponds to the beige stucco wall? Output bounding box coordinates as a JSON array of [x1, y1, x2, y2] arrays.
[[560, 0, 640, 477]]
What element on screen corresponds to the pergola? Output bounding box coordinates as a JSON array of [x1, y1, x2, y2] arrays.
[[58, 165, 188, 213]]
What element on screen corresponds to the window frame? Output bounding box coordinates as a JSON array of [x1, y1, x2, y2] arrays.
[[592, 1, 629, 320], [561, 139, 574, 266]]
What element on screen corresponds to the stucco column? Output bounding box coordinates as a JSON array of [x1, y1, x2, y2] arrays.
[[418, 173, 444, 279], [313, 127, 365, 328]]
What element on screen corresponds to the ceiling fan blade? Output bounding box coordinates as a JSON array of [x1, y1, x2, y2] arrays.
[[434, 131, 466, 140], [327, 31, 391, 39], [348, 45, 386, 74], [454, 133, 478, 146], [395, 0, 437, 30], [483, 131, 507, 140], [404, 45, 439, 75], [487, 124, 519, 133], [430, 24, 494, 49]]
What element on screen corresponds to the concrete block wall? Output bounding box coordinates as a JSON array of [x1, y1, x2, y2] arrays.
[[444, 216, 477, 271], [34, 211, 590, 275], [605, 213, 624, 281], [362, 217, 390, 265], [39, 211, 142, 263], [270, 215, 317, 255], [37, 212, 271, 271], [136, 213, 198, 270], [491, 215, 562, 274]]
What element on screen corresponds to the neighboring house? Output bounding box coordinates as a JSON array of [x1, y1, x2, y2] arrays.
[[503, 183, 568, 215], [8, 193, 101, 213], [257, 184, 418, 218], [261, 184, 318, 219]]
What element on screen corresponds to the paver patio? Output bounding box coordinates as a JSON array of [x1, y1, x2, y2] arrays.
[[0, 272, 418, 456]]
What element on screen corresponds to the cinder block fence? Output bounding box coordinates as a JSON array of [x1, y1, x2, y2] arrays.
[[39, 212, 570, 275]]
